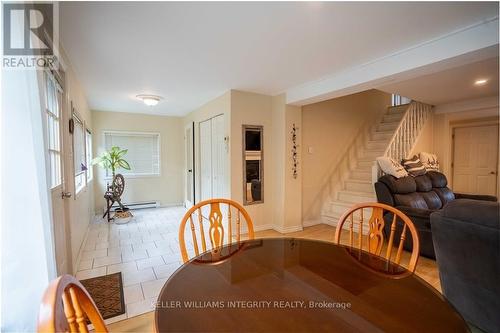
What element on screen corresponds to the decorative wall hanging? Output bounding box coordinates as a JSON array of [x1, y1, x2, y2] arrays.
[[291, 123, 298, 179]]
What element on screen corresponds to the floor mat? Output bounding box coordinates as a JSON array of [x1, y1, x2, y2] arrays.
[[80, 272, 126, 320]]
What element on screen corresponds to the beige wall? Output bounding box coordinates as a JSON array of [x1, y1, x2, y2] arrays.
[[301, 89, 391, 221], [409, 115, 434, 157], [59, 47, 95, 271], [231, 90, 274, 230], [92, 111, 184, 212], [271, 94, 303, 232]]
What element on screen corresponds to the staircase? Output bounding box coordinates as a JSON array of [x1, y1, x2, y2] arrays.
[[321, 104, 409, 224]]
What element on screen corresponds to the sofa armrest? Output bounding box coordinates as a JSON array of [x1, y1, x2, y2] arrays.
[[454, 192, 497, 202], [395, 206, 433, 219], [375, 182, 394, 206]]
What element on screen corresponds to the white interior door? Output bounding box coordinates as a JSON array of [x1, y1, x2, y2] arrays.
[[453, 124, 499, 196], [199, 119, 213, 201], [211, 114, 226, 198], [44, 72, 71, 275], [185, 122, 195, 207], [198, 114, 227, 202]]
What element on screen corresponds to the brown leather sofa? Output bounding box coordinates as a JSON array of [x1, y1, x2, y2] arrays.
[[374, 171, 497, 259]]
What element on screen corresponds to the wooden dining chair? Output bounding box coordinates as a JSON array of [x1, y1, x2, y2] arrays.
[[334, 202, 420, 272], [179, 198, 255, 263], [38, 275, 108, 333]]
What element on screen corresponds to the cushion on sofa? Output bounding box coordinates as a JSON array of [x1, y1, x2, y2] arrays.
[[433, 187, 455, 205], [414, 174, 432, 192], [420, 191, 442, 210], [379, 174, 416, 194], [427, 171, 448, 188], [376, 157, 408, 178], [402, 155, 427, 177], [394, 192, 429, 209], [419, 152, 440, 171]]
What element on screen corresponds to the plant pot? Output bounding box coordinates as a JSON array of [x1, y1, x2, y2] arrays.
[[113, 207, 133, 224]]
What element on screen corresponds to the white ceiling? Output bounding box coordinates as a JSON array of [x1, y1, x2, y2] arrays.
[[378, 57, 499, 105], [60, 2, 499, 116]]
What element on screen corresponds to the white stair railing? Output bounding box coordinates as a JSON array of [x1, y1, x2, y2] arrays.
[[371, 101, 433, 183]]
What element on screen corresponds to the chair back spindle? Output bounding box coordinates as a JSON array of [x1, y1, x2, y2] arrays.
[[179, 199, 254, 263], [38, 275, 108, 333], [334, 202, 420, 272]]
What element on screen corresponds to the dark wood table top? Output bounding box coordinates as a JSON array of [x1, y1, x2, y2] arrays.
[[154, 238, 468, 332]]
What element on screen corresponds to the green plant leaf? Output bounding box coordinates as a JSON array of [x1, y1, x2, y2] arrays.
[[93, 147, 131, 173], [116, 149, 128, 158], [118, 159, 131, 170]]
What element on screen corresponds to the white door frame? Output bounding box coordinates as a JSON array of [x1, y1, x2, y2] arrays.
[[184, 122, 195, 207], [451, 121, 499, 196]]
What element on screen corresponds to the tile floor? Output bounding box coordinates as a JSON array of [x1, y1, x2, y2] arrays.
[[76, 206, 187, 322]]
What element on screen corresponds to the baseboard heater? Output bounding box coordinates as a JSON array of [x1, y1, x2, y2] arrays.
[[105, 201, 160, 213]]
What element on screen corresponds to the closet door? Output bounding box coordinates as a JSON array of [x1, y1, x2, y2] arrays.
[[199, 119, 212, 201], [211, 114, 226, 198]]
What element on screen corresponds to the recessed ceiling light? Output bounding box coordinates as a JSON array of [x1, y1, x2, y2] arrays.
[[474, 79, 488, 85], [136, 94, 162, 106]]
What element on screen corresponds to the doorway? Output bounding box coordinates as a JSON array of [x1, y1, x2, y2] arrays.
[[185, 122, 195, 207], [452, 124, 499, 196], [199, 114, 227, 201]]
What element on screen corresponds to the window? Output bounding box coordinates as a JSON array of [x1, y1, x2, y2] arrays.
[[73, 113, 86, 193], [86, 129, 93, 182], [104, 131, 160, 177], [391, 94, 412, 106], [44, 71, 62, 189]]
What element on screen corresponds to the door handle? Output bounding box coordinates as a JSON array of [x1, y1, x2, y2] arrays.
[[490, 171, 497, 175], [188, 169, 193, 173], [62, 191, 72, 199]]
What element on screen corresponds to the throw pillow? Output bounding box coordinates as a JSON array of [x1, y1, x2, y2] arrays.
[[402, 155, 427, 177], [419, 152, 440, 171], [376, 156, 408, 178]]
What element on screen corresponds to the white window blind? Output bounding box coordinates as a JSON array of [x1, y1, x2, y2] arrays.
[[104, 132, 160, 177]]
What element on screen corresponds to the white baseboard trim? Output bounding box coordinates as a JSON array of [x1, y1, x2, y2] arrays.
[[241, 223, 303, 235], [254, 224, 274, 232], [273, 225, 303, 234], [302, 219, 323, 227], [241, 224, 274, 234], [73, 221, 92, 275], [319, 216, 338, 227], [158, 202, 184, 208]]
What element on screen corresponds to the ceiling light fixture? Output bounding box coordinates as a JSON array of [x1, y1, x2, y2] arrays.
[[474, 79, 488, 86], [137, 94, 162, 106]]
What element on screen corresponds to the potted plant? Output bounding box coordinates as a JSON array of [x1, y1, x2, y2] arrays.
[[93, 146, 133, 224]]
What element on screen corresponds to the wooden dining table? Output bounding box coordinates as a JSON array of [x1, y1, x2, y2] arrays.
[[154, 238, 469, 332]]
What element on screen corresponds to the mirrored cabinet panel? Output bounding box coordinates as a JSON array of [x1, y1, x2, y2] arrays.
[[242, 125, 263, 205]]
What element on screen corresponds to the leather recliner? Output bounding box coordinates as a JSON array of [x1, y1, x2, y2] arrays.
[[374, 171, 497, 259]]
